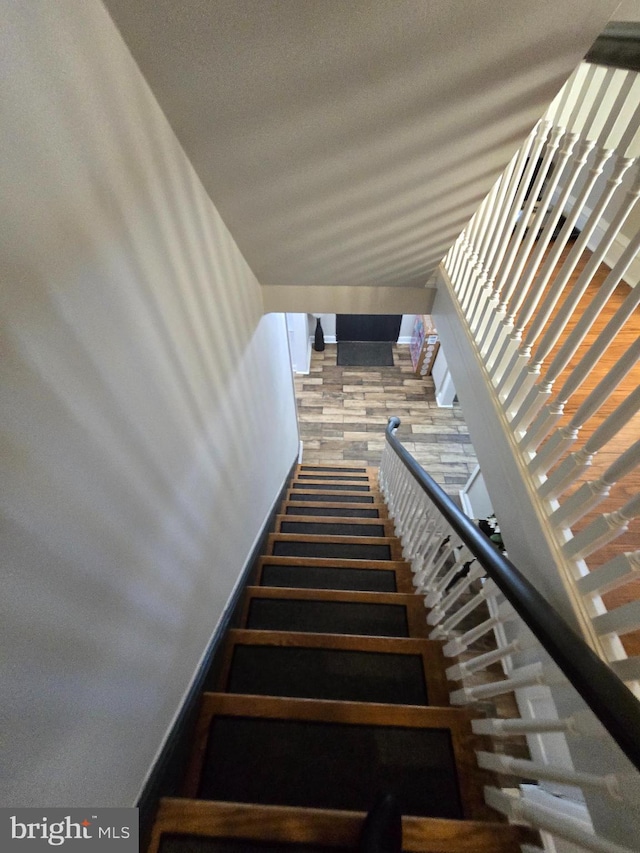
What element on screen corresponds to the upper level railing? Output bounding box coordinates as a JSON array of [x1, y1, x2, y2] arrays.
[[379, 418, 640, 853], [441, 59, 640, 697]]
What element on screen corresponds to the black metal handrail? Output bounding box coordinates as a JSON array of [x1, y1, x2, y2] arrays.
[[385, 416, 640, 772]]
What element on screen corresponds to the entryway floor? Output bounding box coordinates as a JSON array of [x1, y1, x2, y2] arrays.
[[294, 344, 479, 500]]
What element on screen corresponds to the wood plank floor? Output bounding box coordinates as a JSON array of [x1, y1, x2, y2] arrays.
[[295, 344, 479, 500]]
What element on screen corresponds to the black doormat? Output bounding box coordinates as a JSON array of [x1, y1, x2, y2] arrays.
[[337, 341, 394, 367]]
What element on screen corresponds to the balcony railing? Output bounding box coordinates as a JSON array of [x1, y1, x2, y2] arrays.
[[380, 418, 640, 853], [441, 60, 640, 698]]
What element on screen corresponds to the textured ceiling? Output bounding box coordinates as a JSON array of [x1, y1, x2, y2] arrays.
[[103, 0, 617, 293]]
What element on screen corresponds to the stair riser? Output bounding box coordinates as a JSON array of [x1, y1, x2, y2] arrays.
[[276, 519, 391, 537], [259, 563, 399, 592], [286, 491, 375, 503], [284, 504, 384, 518]]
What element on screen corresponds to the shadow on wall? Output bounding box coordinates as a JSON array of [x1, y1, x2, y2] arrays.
[[1, 2, 298, 810]]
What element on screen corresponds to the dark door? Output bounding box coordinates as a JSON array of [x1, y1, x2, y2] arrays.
[[336, 314, 402, 342]]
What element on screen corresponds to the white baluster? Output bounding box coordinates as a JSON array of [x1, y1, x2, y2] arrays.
[[472, 710, 606, 738], [535, 382, 640, 496], [477, 121, 553, 352], [415, 536, 461, 595], [477, 752, 625, 801], [430, 578, 501, 639], [593, 600, 640, 638], [423, 549, 473, 607], [441, 602, 517, 656], [467, 152, 521, 329], [485, 787, 638, 853], [446, 638, 522, 680], [563, 494, 640, 561], [448, 226, 470, 283], [411, 515, 444, 576], [426, 563, 486, 626], [502, 75, 640, 412], [550, 440, 640, 527], [457, 207, 486, 307], [521, 170, 640, 445], [517, 263, 640, 444], [498, 136, 595, 402], [461, 179, 504, 315], [449, 664, 546, 703], [485, 126, 571, 377], [577, 551, 640, 596], [472, 130, 540, 337]]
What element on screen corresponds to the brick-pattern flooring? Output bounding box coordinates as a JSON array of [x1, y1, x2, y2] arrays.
[[294, 344, 479, 499]]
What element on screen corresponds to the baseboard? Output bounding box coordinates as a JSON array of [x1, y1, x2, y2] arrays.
[[309, 335, 337, 345], [136, 455, 298, 848]]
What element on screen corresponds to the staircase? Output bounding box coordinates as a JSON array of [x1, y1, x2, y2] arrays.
[[147, 464, 523, 853]]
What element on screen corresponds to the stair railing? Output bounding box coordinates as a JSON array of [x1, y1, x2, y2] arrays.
[[380, 417, 640, 853], [441, 59, 640, 698]]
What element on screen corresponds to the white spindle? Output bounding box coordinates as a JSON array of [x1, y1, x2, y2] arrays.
[[484, 126, 566, 374], [485, 787, 638, 853], [593, 600, 640, 638], [415, 535, 462, 594], [550, 440, 640, 527], [449, 664, 546, 703], [520, 173, 640, 444], [516, 265, 640, 442], [446, 638, 521, 680], [497, 135, 595, 400], [472, 710, 606, 738], [576, 551, 640, 596], [477, 752, 625, 800], [424, 551, 473, 607], [472, 127, 541, 336], [441, 600, 517, 656], [425, 563, 486, 625], [535, 382, 640, 496], [457, 204, 487, 306], [466, 156, 520, 325], [477, 121, 553, 352], [563, 493, 640, 561], [461, 179, 504, 315]]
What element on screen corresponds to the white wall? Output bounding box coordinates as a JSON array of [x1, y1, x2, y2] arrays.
[[286, 313, 312, 373], [398, 314, 419, 343], [1, 1, 299, 808]]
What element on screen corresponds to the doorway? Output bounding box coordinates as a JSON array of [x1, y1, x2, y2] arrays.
[[336, 314, 402, 342]]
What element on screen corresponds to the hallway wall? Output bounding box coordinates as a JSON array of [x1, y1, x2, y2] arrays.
[[1, 1, 299, 808]]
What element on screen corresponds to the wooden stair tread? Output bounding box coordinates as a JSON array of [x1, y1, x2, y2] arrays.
[[218, 629, 450, 707], [255, 556, 414, 593], [183, 693, 490, 821], [150, 799, 522, 853], [245, 586, 420, 603], [197, 690, 472, 725], [146, 464, 514, 851], [225, 629, 443, 652], [242, 586, 429, 639]]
